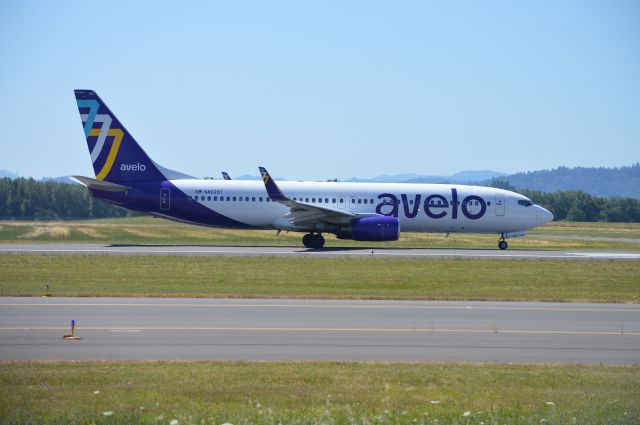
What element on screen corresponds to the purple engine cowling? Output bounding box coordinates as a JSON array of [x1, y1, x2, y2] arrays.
[[336, 216, 400, 241]]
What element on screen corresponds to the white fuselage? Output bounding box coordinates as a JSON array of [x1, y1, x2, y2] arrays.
[[171, 179, 553, 234]]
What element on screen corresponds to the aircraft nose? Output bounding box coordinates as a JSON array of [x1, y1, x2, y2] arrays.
[[538, 206, 554, 224]]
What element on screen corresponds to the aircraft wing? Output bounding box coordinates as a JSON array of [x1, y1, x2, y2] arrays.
[[258, 167, 376, 228]]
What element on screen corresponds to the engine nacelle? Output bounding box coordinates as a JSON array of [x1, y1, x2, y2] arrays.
[[334, 216, 400, 241]]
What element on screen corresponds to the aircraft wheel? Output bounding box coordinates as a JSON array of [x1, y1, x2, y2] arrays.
[[312, 234, 325, 249], [302, 234, 313, 248], [498, 240, 508, 250]]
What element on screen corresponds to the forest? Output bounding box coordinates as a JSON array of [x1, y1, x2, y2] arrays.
[[489, 179, 640, 222], [0, 178, 134, 220], [494, 163, 640, 198]]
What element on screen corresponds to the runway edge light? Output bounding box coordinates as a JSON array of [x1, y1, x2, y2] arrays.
[[63, 319, 80, 340]]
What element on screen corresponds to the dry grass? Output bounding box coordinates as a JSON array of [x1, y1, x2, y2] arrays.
[[1, 361, 638, 424], [1, 255, 638, 302], [1, 217, 639, 250]]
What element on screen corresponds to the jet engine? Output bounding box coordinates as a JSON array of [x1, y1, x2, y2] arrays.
[[319, 216, 400, 241]]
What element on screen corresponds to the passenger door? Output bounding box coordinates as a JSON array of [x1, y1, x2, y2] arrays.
[[495, 195, 505, 216]]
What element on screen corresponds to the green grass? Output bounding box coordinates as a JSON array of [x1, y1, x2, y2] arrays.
[[1, 217, 640, 250], [1, 255, 638, 302], [1, 361, 638, 424]]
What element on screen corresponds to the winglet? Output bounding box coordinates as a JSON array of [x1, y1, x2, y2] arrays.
[[221, 171, 231, 180], [259, 167, 288, 202]]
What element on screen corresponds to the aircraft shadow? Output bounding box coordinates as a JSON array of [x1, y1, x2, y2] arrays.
[[108, 243, 511, 252]]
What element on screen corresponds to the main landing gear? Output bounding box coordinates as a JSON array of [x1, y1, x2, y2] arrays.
[[302, 233, 325, 249], [498, 234, 508, 250]]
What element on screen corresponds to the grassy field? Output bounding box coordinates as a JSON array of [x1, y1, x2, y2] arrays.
[[1, 255, 638, 302], [1, 361, 638, 424], [1, 217, 640, 250]]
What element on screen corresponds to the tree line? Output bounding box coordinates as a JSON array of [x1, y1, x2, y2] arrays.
[[0, 178, 136, 220], [489, 178, 640, 222], [493, 163, 640, 198], [1, 176, 639, 222]]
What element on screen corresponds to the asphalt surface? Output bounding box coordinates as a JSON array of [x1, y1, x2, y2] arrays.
[[1, 243, 640, 259], [1, 297, 638, 363]]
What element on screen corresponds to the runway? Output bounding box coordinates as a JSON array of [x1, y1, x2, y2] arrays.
[[1, 242, 639, 259], [1, 297, 638, 363]]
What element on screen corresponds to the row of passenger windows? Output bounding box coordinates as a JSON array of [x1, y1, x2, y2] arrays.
[[189, 195, 376, 204], [189, 195, 491, 207], [191, 195, 272, 202]]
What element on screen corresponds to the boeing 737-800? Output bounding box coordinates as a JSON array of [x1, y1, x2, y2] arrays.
[[73, 90, 553, 250]]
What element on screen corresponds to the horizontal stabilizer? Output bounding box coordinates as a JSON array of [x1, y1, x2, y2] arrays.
[[71, 175, 131, 192]]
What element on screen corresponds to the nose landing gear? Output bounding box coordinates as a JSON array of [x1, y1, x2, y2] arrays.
[[302, 233, 325, 249], [498, 234, 508, 250]]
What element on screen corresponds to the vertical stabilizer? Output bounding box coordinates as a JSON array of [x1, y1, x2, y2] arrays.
[[75, 90, 192, 182]]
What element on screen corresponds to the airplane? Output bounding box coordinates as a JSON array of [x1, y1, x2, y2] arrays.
[[72, 90, 554, 250]]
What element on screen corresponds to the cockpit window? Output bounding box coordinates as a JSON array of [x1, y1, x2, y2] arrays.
[[518, 200, 533, 207]]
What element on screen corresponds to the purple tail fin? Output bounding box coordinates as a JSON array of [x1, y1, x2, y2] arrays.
[[75, 90, 191, 183]]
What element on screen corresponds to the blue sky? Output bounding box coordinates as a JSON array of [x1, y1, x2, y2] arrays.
[[1, 1, 638, 180]]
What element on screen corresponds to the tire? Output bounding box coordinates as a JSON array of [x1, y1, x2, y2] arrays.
[[312, 234, 325, 249], [302, 234, 312, 248], [498, 240, 508, 250]]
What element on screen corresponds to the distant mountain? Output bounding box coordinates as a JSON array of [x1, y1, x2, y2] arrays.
[[347, 170, 506, 184], [40, 176, 78, 184], [487, 164, 640, 199], [0, 169, 18, 179], [450, 170, 507, 182], [0, 171, 78, 184], [235, 174, 285, 181]]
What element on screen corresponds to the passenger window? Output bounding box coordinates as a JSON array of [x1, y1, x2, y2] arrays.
[[207, 196, 211, 201], [267, 198, 270, 202], [259, 197, 263, 202], [325, 198, 329, 203], [358, 199, 362, 204], [318, 198, 322, 203], [332, 198, 336, 203], [306, 198, 309, 202], [252, 197, 256, 202]]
